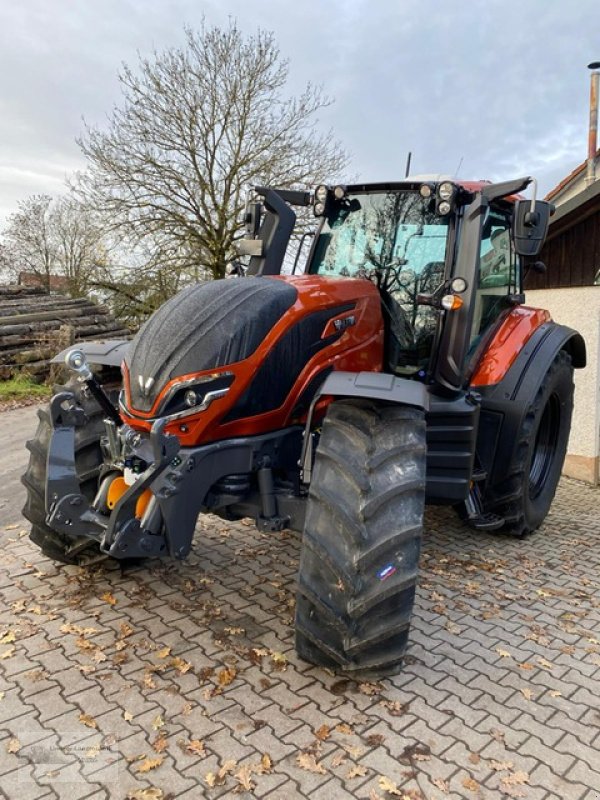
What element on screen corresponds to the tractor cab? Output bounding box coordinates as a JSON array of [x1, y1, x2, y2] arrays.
[[243, 177, 554, 394]]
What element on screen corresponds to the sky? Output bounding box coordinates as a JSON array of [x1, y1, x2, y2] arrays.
[[1, 0, 599, 223]]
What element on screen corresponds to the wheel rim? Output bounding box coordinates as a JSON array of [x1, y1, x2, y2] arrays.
[[529, 393, 560, 499]]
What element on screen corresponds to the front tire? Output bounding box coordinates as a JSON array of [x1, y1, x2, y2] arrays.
[[22, 378, 117, 565], [482, 350, 574, 536], [295, 400, 426, 678]]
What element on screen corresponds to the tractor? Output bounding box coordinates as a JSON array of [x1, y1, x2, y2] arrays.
[[22, 176, 585, 677]]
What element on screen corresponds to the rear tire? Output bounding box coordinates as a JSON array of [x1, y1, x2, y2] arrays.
[[295, 399, 426, 678], [482, 350, 574, 536], [22, 378, 117, 565]]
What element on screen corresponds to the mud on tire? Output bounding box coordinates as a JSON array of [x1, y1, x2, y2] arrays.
[[295, 399, 426, 678], [21, 378, 116, 565], [482, 349, 574, 537]]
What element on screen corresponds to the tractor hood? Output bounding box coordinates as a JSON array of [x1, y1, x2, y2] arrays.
[[124, 278, 298, 412]]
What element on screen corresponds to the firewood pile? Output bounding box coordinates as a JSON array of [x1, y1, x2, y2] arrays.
[[0, 285, 130, 380]]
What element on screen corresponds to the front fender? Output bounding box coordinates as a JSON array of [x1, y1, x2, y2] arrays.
[[51, 339, 130, 369], [316, 370, 430, 410]]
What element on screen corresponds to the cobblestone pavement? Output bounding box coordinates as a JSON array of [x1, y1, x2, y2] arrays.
[[0, 405, 599, 800]]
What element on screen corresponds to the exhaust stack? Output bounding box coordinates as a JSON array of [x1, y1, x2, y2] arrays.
[[586, 62, 600, 186]]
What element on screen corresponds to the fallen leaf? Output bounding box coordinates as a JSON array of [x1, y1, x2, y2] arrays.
[[151, 714, 165, 730], [489, 760, 514, 771], [359, 682, 382, 696], [462, 776, 479, 792], [432, 777, 449, 792], [330, 752, 347, 768], [502, 771, 529, 786], [549, 690, 562, 698], [234, 764, 255, 791], [380, 700, 409, 716], [185, 739, 206, 757], [136, 756, 164, 773], [78, 713, 97, 729], [5, 524, 19, 530], [296, 752, 327, 774], [126, 789, 164, 800], [119, 622, 134, 638], [270, 651, 287, 670], [0, 631, 16, 644], [520, 687, 534, 701], [100, 592, 117, 605], [378, 776, 403, 796], [468, 752, 480, 764], [169, 656, 192, 675], [365, 733, 385, 746], [152, 735, 168, 753], [0, 647, 15, 660], [518, 662, 535, 671], [259, 753, 272, 773], [6, 737, 20, 754], [86, 743, 101, 759], [537, 657, 554, 670], [217, 667, 237, 686], [335, 723, 353, 735], [156, 646, 171, 659], [315, 724, 330, 741], [346, 764, 368, 779], [123, 711, 133, 722], [495, 648, 512, 658]]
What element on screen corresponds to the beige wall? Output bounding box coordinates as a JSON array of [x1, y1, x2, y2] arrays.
[[526, 286, 600, 483]]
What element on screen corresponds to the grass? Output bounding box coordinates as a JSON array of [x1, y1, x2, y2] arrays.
[[0, 375, 52, 402]]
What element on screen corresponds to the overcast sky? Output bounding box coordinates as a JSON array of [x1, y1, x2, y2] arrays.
[[1, 0, 599, 222]]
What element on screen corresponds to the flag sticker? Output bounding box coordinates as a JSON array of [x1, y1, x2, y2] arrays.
[[377, 564, 397, 581]]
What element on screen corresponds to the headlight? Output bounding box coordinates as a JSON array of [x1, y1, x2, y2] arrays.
[[438, 181, 455, 201], [315, 185, 328, 204], [333, 185, 347, 200], [314, 202, 326, 216], [419, 184, 433, 199], [437, 200, 452, 215], [450, 277, 468, 293]]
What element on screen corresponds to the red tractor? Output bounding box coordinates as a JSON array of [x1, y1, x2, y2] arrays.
[[22, 176, 585, 677]]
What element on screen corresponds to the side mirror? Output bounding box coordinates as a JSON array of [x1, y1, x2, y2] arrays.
[[512, 200, 554, 257]]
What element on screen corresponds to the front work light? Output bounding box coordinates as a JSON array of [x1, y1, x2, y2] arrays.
[[315, 185, 328, 204], [437, 200, 452, 216], [419, 184, 433, 199], [438, 181, 455, 201]]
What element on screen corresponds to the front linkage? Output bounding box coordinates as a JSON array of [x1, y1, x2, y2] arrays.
[[44, 351, 305, 561]]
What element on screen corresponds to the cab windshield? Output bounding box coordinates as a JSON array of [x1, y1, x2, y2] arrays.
[[309, 190, 451, 375]]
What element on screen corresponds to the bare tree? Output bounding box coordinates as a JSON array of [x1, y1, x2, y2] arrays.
[[1, 194, 110, 296], [77, 21, 348, 281]]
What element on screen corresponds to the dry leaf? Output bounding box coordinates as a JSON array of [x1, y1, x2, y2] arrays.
[[270, 651, 287, 669], [259, 753, 272, 773], [234, 764, 255, 791], [380, 700, 409, 716], [502, 771, 529, 786], [537, 657, 553, 670], [151, 714, 165, 730], [152, 735, 168, 753], [136, 756, 163, 773], [123, 710, 133, 722], [335, 723, 353, 735], [126, 789, 164, 800], [6, 737, 20, 754], [78, 713, 97, 729], [489, 760, 514, 771], [315, 724, 330, 741], [5, 524, 18, 530], [462, 776, 479, 792], [495, 647, 512, 658], [186, 739, 206, 756], [346, 764, 368, 779], [330, 752, 347, 768], [520, 688, 534, 701], [156, 646, 171, 659], [296, 752, 327, 774], [119, 622, 134, 638], [0, 631, 16, 644], [518, 662, 535, 671], [378, 776, 403, 796], [169, 656, 192, 675], [549, 690, 562, 697], [0, 647, 15, 660], [359, 682, 382, 696], [432, 777, 449, 792], [86, 743, 101, 759], [217, 667, 237, 686], [468, 752, 480, 764], [100, 592, 117, 605]]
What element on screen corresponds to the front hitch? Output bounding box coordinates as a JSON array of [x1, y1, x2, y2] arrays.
[[45, 391, 180, 559]]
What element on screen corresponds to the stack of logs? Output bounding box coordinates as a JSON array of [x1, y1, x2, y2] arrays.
[[0, 285, 130, 380]]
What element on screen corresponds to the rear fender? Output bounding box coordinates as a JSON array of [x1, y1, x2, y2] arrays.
[[474, 320, 585, 485]]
